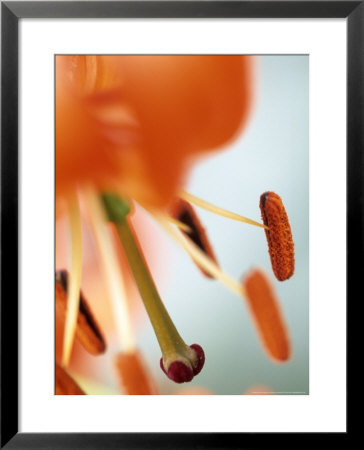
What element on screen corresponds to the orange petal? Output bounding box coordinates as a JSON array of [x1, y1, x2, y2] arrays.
[[56, 56, 254, 208], [108, 55, 253, 155], [243, 268, 291, 362], [108, 55, 254, 208], [170, 198, 218, 278], [55, 363, 85, 395], [260, 192, 295, 281], [115, 350, 158, 395]]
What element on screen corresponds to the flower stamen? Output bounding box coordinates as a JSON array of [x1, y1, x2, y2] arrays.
[[83, 186, 135, 352], [152, 212, 245, 298], [165, 215, 192, 233], [259, 191, 295, 281], [180, 190, 267, 230], [170, 198, 219, 278], [243, 268, 291, 362], [62, 191, 83, 367], [56, 270, 106, 355]]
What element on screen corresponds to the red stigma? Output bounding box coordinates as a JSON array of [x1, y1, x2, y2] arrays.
[[166, 361, 194, 383], [189, 344, 205, 375], [160, 344, 205, 383]]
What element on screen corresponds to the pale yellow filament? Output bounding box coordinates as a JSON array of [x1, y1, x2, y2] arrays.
[[152, 212, 246, 298], [165, 216, 192, 233], [62, 191, 83, 367], [180, 190, 268, 230], [83, 186, 135, 353]]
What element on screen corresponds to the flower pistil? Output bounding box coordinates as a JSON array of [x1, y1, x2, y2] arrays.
[[101, 193, 205, 383]]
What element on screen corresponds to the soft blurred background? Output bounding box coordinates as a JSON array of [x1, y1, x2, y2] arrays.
[[57, 55, 309, 395]]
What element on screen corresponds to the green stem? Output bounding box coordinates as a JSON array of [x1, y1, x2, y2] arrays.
[[101, 193, 189, 361]]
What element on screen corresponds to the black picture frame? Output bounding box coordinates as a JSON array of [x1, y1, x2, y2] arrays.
[[1, 1, 358, 448]]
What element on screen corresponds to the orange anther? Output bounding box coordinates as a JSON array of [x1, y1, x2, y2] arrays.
[[260, 192, 295, 281], [171, 199, 218, 278]]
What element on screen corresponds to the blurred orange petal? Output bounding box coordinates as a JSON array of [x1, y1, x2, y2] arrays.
[[56, 55, 254, 208], [175, 387, 213, 395], [243, 268, 291, 362], [115, 350, 159, 395], [244, 385, 274, 395]]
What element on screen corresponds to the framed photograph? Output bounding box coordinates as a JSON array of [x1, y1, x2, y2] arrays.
[[1, 1, 357, 447]]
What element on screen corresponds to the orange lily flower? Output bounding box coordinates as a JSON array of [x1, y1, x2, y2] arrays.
[[55, 55, 295, 393]]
